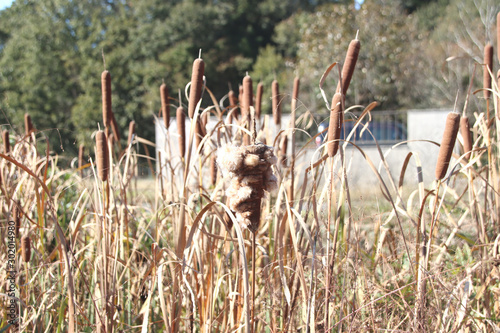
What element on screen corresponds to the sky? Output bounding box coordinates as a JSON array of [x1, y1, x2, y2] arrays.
[[0, 0, 13, 10]]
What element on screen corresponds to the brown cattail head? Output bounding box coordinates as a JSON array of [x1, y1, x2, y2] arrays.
[[337, 38, 361, 96], [435, 112, 460, 180], [228, 89, 238, 107], [78, 144, 85, 176], [272, 80, 281, 126], [210, 153, 217, 186], [188, 58, 205, 119], [160, 83, 170, 128], [24, 113, 34, 136], [497, 12, 500, 63], [95, 130, 109, 182], [13, 204, 20, 237], [238, 85, 243, 105], [2, 130, 9, 154], [195, 118, 205, 149], [326, 93, 345, 157], [460, 116, 472, 161], [128, 121, 136, 146], [255, 82, 263, 121], [217, 143, 277, 233], [21, 235, 31, 262], [484, 43, 493, 99], [101, 70, 112, 128], [280, 135, 288, 166], [176, 106, 186, 158]]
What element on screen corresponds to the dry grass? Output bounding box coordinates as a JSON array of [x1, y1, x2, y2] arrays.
[[1, 38, 500, 333]]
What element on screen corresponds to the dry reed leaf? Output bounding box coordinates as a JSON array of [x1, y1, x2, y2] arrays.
[[128, 121, 136, 146]]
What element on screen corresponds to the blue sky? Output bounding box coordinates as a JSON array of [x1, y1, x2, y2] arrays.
[[0, 0, 13, 10]]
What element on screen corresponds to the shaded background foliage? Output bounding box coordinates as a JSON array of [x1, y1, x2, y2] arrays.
[[0, 0, 498, 157]]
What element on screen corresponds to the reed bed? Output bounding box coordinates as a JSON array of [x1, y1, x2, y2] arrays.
[[1, 28, 500, 333]]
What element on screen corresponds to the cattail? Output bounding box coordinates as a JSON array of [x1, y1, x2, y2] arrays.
[[228, 89, 238, 107], [195, 118, 205, 149], [497, 12, 500, 63], [217, 144, 277, 233], [336, 37, 361, 95], [128, 121, 136, 146], [95, 130, 109, 182], [280, 135, 288, 166], [2, 130, 9, 154], [21, 235, 31, 262], [238, 85, 243, 105], [160, 83, 170, 129], [460, 116, 472, 161], [292, 77, 300, 101], [272, 80, 281, 126], [24, 113, 33, 136], [484, 43, 493, 100], [255, 82, 263, 121], [101, 70, 112, 128], [78, 144, 85, 176], [188, 57, 205, 119], [242, 75, 253, 145], [110, 112, 121, 143], [177, 106, 186, 158], [13, 204, 20, 237], [326, 93, 344, 157], [210, 153, 217, 186], [435, 112, 460, 180]]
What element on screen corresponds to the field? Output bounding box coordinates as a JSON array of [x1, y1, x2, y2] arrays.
[[1, 39, 500, 333]]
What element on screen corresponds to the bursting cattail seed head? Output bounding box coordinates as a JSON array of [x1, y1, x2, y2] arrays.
[[24, 113, 34, 136], [217, 144, 277, 233], [272, 80, 281, 126], [101, 70, 112, 127], [128, 121, 136, 146], [21, 236, 31, 262], [177, 106, 186, 158], [188, 58, 205, 119], [435, 112, 460, 180], [460, 116, 472, 161], [95, 130, 109, 182], [160, 83, 170, 128], [337, 38, 360, 95], [484, 43, 493, 100], [2, 130, 10, 154], [326, 93, 344, 157]]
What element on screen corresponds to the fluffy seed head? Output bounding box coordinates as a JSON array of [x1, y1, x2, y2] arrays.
[[95, 130, 109, 182], [435, 112, 460, 180], [188, 58, 205, 119], [101, 70, 112, 127], [160, 83, 170, 128]]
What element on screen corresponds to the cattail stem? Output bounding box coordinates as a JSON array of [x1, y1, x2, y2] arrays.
[[435, 112, 460, 180]]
